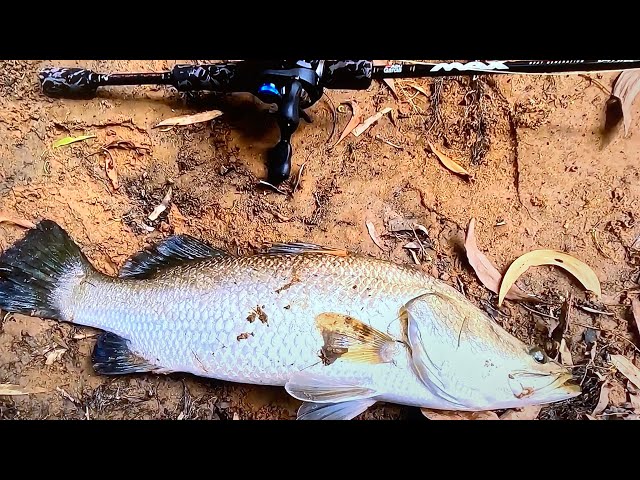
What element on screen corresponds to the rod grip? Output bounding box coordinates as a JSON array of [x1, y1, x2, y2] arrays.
[[39, 67, 105, 98], [321, 60, 373, 90]]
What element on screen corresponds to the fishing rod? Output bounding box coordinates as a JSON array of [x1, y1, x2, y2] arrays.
[[38, 59, 640, 184]]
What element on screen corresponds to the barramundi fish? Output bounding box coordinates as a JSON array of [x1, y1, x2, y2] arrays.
[[0, 220, 580, 419]]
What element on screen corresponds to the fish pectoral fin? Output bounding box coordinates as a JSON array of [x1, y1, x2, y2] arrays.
[[92, 332, 161, 375], [316, 312, 398, 364], [119, 234, 229, 279], [285, 372, 378, 403], [296, 399, 377, 420], [266, 242, 348, 257]]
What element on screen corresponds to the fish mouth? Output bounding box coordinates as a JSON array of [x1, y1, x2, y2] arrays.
[[509, 371, 582, 401]]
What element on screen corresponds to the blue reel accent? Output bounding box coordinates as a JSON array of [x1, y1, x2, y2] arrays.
[[258, 82, 280, 97]]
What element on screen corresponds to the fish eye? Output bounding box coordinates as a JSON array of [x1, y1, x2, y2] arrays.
[[529, 346, 547, 364]]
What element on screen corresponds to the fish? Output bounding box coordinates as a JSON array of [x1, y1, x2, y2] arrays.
[[0, 220, 581, 419]]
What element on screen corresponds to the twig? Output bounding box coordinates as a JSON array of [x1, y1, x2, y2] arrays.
[[322, 92, 337, 144], [578, 74, 612, 97], [521, 303, 559, 320]]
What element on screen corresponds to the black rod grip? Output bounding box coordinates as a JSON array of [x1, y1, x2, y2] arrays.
[[39, 67, 108, 98]]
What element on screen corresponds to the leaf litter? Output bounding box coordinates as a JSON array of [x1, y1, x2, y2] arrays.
[[464, 218, 536, 301], [0, 212, 35, 229], [428, 142, 473, 180], [334, 101, 362, 146], [353, 107, 393, 137], [0, 384, 47, 396], [52, 134, 96, 148], [366, 220, 386, 251], [154, 110, 223, 127], [498, 249, 602, 306], [610, 354, 640, 389]]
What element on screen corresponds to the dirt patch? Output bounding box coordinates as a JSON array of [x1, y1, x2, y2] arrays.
[[2, 60, 640, 420]]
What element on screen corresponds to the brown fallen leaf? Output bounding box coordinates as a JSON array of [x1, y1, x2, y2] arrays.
[[428, 142, 472, 180], [421, 408, 499, 420], [353, 107, 393, 137], [559, 339, 573, 366], [605, 70, 640, 137], [366, 221, 386, 251], [592, 381, 611, 416], [382, 78, 399, 99], [610, 354, 640, 389], [0, 384, 47, 396], [464, 218, 536, 301], [334, 101, 362, 146], [631, 297, 640, 336], [630, 393, 640, 412], [103, 149, 119, 190], [148, 187, 173, 222], [498, 249, 602, 306], [154, 109, 223, 127], [45, 348, 67, 366], [0, 212, 35, 229], [408, 82, 429, 97], [499, 405, 542, 420]]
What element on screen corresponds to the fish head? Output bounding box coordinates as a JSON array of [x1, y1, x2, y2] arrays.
[[405, 291, 582, 411]]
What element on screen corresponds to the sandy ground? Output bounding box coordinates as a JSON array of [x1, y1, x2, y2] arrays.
[[1, 60, 639, 420]]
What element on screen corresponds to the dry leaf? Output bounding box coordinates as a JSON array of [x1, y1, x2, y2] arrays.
[[559, 338, 573, 366], [72, 333, 98, 340], [585, 414, 598, 420], [428, 142, 472, 179], [499, 405, 542, 420], [610, 354, 640, 389], [382, 78, 399, 99], [464, 218, 535, 301], [498, 249, 602, 306], [592, 381, 611, 416], [631, 297, 640, 336], [104, 150, 119, 190], [0, 212, 35, 229], [404, 241, 421, 250], [421, 408, 499, 420], [334, 101, 361, 146], [45, 348, 66, 366], [630, 393, 640, 412], [148, 187, 173, 221], [408, 82, 429, 97], [353, 107, 393, 137], [366, 221, 386, 251], [607, 71, 640, 137], [154, 110, 223, 127], [0, 384, 47, 395], [52, 135, 96, 148]]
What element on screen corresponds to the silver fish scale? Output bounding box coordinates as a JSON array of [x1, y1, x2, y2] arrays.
[[66, 252, 436, 399]]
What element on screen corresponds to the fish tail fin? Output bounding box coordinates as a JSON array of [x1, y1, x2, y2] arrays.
[[0, 220, 94, 321]]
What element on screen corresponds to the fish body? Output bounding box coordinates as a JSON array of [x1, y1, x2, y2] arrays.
[[0, 220, 580, 419]]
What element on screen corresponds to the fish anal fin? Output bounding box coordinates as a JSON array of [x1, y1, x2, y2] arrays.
[[285, 372, 378, 403], [92, 332, 161, 375], [119, 234, 228, 279], [316, 312, 397, 365], [296, 399, 377, 420], [267, 242, 348, 257]]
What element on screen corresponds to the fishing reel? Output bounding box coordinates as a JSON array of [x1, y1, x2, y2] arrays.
[[252, 61, 325, 184], [38, 60, 373, 185]]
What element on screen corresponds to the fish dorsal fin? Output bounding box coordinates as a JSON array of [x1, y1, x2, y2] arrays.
[[266, 242, 348, 257], [316, 312, 398, 365], [119, 234, 228, 279]]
